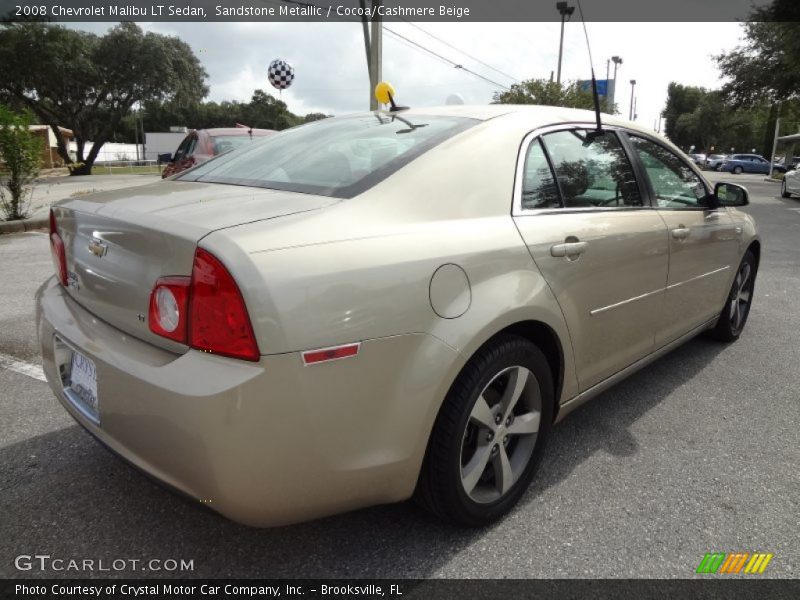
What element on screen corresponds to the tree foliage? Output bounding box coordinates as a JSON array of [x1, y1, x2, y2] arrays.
[[0, 22, 208, 175], [0, 105, 41, 221], [137, 90, 329, 137], [493, 78, 615, 113], [716, 0, 800, 106], [662, 81, 800, 156]]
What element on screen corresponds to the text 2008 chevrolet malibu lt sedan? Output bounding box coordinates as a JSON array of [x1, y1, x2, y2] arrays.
[[37, 105, 759, 527]]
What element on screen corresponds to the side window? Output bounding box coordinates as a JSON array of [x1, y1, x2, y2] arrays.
[[521, 139, 560, 209], [172, 135, 192, 161], [184, 135, 198, 158], [540, 130, 642, 208], [628, 135, 709, 208]]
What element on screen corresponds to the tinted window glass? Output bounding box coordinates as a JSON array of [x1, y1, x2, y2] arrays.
[[172, 135, 193, 161], [629, 135, 708, 208], [179, 114, 476, 198], [540, 130, 642, 208], [521, 139, 560, 209]]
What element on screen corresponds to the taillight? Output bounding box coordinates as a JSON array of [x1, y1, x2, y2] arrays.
[[148, 276, 190, 342], [189, 248, 259, 361], [148, 248, 259, 360], [49, 210, 68, 286]]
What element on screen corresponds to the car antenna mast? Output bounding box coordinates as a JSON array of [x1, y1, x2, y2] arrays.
[[576, 0, 603, 135]]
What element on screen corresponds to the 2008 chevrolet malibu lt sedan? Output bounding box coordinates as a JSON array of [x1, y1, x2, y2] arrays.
[[37, 105, 759, 527]]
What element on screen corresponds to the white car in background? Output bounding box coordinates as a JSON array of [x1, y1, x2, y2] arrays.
[[781, 167, 800, 198]]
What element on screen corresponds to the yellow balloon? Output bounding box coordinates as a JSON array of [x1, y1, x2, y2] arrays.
[[374, 81, 395, 105]]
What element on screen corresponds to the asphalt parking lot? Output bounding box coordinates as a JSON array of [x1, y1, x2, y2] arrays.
[[1, 172, 798, 579]]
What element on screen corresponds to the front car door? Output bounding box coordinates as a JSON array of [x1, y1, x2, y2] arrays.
[[625, 134, 741, 345], [512, 127, 669, 391]]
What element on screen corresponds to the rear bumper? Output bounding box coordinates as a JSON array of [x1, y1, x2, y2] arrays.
[[36, 277, 461, 526]]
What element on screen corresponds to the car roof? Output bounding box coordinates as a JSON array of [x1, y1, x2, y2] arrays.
[[381, 104, 666, 139]]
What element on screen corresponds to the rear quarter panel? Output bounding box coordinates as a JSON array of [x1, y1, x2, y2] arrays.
[[202, 115, 579, 400]]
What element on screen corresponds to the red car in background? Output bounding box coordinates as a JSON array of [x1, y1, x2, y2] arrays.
[[160, 127, 276, 178]]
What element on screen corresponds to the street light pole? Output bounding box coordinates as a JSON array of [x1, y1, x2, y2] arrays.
[[611, 56, 622, 107], [629, 79, 637, 120], [555, 2, 574, 85]]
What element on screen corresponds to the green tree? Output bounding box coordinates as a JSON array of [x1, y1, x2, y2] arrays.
[[660, 83, 783, 156], [0, 22, 208, 175], [493, 78, 614, 113], [140, 90, 318, 135], [0, 105, 41, 221], [716, 0, 800, 106], [244, 89, 299, 129], [661, 83, 705, 145]]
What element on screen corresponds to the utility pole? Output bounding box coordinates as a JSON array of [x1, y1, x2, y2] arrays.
[[555, 2, 574, 85], [360, 0, 383, 110]]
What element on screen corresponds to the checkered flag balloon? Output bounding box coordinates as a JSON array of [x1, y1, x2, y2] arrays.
[[268, 59, 295, 90]]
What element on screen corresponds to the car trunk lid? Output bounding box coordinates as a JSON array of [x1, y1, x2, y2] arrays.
[[52, 180, 336, 353]]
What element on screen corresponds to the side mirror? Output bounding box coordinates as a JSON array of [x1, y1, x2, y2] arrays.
[[714, 182, 749, 207], [158, 153, 173, 164]]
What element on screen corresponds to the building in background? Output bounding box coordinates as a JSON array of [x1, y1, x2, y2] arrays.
[[29, 125, 73, 168]]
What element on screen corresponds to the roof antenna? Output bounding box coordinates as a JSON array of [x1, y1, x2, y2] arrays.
[[576, 0, 603, 136]]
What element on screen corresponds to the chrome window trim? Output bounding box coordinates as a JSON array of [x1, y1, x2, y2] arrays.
[[512, 122, 649, 217]]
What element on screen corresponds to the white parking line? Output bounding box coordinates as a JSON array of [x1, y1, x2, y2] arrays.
[[0, 352, 46, 382]]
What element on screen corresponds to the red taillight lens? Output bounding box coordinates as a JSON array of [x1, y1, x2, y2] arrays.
[[49, 210, 68, 286], [148, 276, 190, 342], [189, 248, 259, 361]]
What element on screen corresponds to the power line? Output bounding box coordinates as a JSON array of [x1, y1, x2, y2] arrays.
[[383, 27, 510, 90], [400, 22, 520, 83], [254, 0, 511, 91]]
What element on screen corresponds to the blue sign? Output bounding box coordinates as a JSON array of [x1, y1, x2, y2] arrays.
[[578, 79, 610, 97]]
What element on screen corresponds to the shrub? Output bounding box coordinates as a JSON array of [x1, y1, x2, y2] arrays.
[[0, 106, 42, 221]]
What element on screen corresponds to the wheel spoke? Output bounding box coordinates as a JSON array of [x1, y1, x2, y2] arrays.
[[738, 289, 751, 303], [729, 296, 737, 319], [469, 395, 495, 429], [461, 443, 493, 494], [492, 444, 514, 495], [506, 411, 540, 436], [739, 264, 751, 289], [500, 367, 529, 420]]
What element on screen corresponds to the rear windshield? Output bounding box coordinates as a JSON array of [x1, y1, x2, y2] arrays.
[[211, 135, 263, 155], [178, 114, 476, 198]]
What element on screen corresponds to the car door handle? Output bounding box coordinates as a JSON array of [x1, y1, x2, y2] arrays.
[[671, 227, 691, 239], [550, 241, 587, 257]]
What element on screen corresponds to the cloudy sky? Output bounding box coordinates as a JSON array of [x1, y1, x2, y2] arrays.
[[74, 20, 745, 132]]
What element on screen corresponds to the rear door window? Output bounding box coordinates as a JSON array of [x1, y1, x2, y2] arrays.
[[539, 129, 642, 208]]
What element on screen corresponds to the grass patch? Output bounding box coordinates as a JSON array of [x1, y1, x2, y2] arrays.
[[93, 165, 162, 175]]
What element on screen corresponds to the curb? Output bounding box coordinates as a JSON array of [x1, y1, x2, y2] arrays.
[[0, 215, 49, 234]]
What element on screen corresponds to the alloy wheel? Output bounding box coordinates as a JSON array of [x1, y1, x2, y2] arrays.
[[460, 366, 541, 504], [729, 261, 753, 332]]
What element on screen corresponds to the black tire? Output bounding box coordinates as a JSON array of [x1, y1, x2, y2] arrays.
[[708, 250, 757, 342], [781, 179, 791, 198], [733, 166, 743, 174], [415, 334, 554, 526]]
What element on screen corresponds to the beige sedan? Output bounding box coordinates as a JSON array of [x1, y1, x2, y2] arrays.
[[37, 105, 759, 527]]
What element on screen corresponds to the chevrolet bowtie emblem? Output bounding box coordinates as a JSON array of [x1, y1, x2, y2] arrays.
[[88, 238, 107, 257]]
